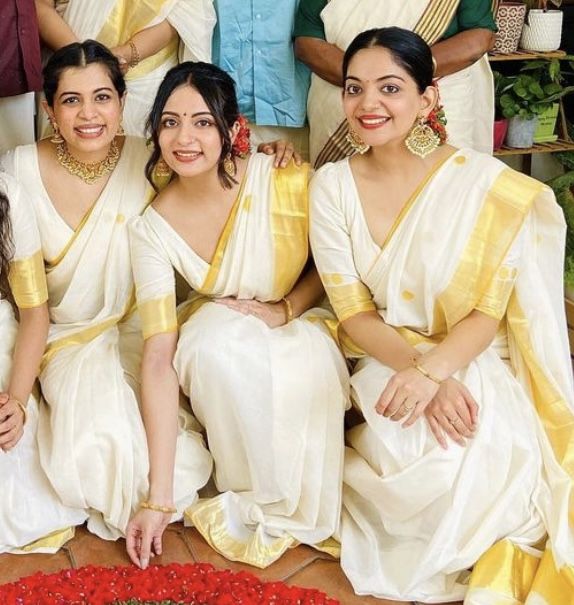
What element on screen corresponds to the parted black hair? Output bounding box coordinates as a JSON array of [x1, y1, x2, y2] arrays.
[[145, 61, 240, 191], [343, 27, 434, 94], [0, 189, 14, 302], [43, 39, 126, 107]]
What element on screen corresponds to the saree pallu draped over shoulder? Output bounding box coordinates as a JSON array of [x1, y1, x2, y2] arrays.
[[308, 0, 494, 167], [129, 153, 349, 568], [39, 0, 216, 138], [0, 137, 212, 540], [309, 149, 574, 602]]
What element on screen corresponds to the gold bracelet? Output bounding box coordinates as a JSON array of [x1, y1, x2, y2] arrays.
[[413, 363, 442, 385], [128, 39, 140, 68], [140, 500, 177, 514], [10, 396, 27, 426], [282, 296, 293, 323]]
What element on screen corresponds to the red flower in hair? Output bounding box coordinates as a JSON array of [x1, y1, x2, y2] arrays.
[[427, 81, 448, 145], [232, 114, 251, 158]]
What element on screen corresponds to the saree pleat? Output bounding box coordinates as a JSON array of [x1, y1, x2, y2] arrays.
[[309, 149, 574, 601], [1, 138, 212, 540], [129, 153, 349, 567], [0, 174, 86, 553]]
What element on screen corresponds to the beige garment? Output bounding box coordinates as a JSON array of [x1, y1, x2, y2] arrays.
[[129, 153, 349, 567], [309, 149, 574, 602], [1, 137, 212, 540]]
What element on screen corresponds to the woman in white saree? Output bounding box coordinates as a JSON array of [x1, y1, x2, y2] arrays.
[[309, 28, 574, 604], [126, 61, 348, 570], [35, 0, 216, 137], [1, 41, 213, 541], [0, 173, 86, 553]]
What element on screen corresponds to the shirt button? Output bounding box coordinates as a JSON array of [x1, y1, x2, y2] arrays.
[[255, 13, 261, 19]]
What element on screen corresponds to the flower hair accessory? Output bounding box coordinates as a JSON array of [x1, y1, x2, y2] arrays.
[[232, 114, 251, 158], [427, 81, 448, 145]]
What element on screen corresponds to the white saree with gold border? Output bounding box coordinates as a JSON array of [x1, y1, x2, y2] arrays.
[[0, 137, 212, 540], [308, 0, 494, 167], [39, 0, 216, 138], [0, 173, 87, 554], [129, 153, 349, 568], [309, 149, 574, 602]]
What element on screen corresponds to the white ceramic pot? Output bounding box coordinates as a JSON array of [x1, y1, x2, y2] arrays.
[[505, 115, 538, 148], [520, 10, 563, 52]]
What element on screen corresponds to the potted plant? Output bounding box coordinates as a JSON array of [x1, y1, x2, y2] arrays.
[[499, 57, 574, 147], [493, 71, 510, 149], [492, 2, 528, 54], [520, 0, 564, 51]]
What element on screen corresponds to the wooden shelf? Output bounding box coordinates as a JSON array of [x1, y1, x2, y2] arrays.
[[494, 139, 574, 156], [489, 49, 567, 61]]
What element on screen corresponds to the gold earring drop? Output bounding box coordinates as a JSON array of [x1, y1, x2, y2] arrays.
[[345, 127, 369, 154], [154, 157, 171, 178], [50, 123, 64, 144], [117, 122, 125, 136], [223, 153, 236, 177], [405, 118, 440, 158]]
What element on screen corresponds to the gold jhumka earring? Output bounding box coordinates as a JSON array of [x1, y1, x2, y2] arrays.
[[154, 157, 171, 178], [223, 153, 236, 177], [117, 122, 125, 136], [405, 117, 440, 158], [345, 127, 369, 154], [50, 123, 64, 144]]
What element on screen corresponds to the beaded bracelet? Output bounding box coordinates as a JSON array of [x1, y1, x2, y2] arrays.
[[413, 363, 442, 385], [140, 500, 177, 514], [11, 396, 27, 426], [128, 39, 140, 68], [282, 296, 293, 323]]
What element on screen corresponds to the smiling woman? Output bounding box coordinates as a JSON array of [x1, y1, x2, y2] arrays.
[[0, 40, 212, 542]]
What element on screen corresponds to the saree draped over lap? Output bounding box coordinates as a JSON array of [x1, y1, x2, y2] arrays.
[[39, 0, 216, 138], [129, 153, 349, 568], [309, 149, 574, 603], [0, 173, 86, 554], [308, 0, 494, 167], [0, 137, 212, 540]]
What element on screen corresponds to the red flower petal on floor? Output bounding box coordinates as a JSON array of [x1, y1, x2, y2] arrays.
[[0, 563, 340, 605]]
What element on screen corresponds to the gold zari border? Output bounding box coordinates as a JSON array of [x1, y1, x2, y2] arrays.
[[8, 250, 48, 309], [139, 293, 177, 340]]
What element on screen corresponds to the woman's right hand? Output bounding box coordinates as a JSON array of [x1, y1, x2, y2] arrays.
[[126, 508, 171, 569], [424, 378, 479, 449]]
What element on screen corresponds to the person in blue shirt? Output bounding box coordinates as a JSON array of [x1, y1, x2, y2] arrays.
[[212, 0, 311, 159]]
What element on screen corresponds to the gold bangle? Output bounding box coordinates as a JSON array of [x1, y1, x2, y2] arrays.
[[10, 396, 27, 426], [431, 55, 438, 76], [413, 363, 442, 385], [128, 39, 140, 68], [282, 296, 293, 323], [140, 500, 177, 514]]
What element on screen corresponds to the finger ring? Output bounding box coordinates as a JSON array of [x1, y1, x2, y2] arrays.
[[448, 417, 458, 425], [404, 403, 415, 412]]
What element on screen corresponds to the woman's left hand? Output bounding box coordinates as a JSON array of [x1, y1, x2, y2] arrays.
[[257, 140, 302, 168], [110, 45, 130, 74], [0, 394, 25, 452], [215, 297, 287, 328], [375, 367, 440, 426]]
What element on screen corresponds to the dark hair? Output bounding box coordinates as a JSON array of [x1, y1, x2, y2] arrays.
[[43, 39, 126, 107], [145, 61, 240, 191], [0, 190, 14, 302], [343, 27, 433, 94]]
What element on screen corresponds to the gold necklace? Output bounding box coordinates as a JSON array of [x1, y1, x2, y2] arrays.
[[56, 139, 120, 184]]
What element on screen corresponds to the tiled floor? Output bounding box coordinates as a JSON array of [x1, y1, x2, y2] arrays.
[[0, 523, 395, 604]]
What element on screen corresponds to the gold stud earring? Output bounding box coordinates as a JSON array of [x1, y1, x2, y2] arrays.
[[154, 157, 171, 178], [345, 127, 369, 155], [405, 117, 440, 158], [50, 123, 64, 144], [223, 153, 236, 177]]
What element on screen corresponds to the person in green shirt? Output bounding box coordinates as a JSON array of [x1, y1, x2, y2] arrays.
[[293, 0, 497, 166]]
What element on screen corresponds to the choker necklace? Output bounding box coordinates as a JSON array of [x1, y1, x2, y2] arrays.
[[56, 139, 120, 184]]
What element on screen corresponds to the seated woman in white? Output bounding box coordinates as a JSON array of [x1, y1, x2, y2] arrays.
[[1, 40, 213, 541], [126, 61, 349, 570], [309, 27, 574, 605], [0, 173, 86, 553]]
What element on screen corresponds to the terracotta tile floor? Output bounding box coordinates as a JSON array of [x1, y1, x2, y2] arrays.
[[0, 523, 390, 604]]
